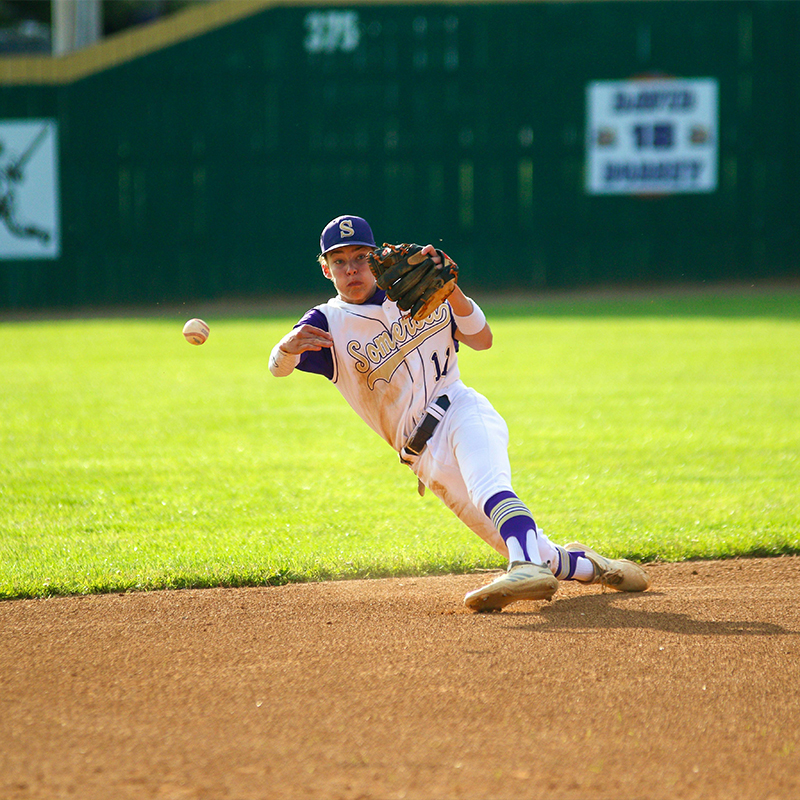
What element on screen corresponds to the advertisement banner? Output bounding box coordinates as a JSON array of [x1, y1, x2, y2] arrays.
[[586, 78, 718, 195], [0, 119, 60, 259]]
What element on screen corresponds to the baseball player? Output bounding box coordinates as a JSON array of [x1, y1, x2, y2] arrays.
[[269, 215, 650, 611]]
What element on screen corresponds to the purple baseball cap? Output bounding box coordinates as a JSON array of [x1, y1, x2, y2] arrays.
[[319, 215, 376, 255]]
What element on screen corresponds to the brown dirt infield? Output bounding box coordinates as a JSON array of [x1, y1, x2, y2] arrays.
[[2, 557, 799, 800]]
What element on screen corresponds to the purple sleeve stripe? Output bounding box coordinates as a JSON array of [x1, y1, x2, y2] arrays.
[[296, 308, 329, 332], [294, 308, 333, 380]]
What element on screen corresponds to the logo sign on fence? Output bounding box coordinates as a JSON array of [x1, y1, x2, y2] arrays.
[[586, 78, 718, 195], [0, 119, 60, 259]]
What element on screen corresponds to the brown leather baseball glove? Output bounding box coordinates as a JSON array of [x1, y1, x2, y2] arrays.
[[367, 243, 458, 321]]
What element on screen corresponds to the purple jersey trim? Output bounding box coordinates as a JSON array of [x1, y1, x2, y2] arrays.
[[294, 289, 386, 379], [294, 288, 459, 381], [295, 308, 333, 378]]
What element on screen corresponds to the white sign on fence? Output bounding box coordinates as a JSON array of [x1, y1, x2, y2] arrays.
[[586, 78, 718, 195], [0, 119, 60, 259]]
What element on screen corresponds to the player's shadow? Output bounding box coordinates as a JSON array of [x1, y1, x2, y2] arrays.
[[510, 592, 795, 636]]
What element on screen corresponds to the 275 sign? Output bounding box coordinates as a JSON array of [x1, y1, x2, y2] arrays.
[[304, 10, 360, 54], [586, 78, 718, 195]]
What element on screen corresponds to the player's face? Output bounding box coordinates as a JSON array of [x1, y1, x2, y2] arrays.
[[322, 245, 377, 304]]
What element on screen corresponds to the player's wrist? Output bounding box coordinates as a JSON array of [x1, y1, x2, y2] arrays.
[[269, 342, 301, 376], [452, 298, 486, 336]]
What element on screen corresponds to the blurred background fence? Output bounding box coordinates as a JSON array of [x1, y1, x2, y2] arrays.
[[0, 0, 797, 310]]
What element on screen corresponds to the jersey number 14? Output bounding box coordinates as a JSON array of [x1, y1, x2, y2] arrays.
[[431, 348, 451, 381]]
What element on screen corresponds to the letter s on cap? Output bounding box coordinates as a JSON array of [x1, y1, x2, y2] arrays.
[[339, 219, 355, 237]]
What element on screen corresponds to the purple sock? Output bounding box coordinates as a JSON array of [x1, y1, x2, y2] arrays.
[[553, 547, 584, 580], [484, 491, 539, 562]]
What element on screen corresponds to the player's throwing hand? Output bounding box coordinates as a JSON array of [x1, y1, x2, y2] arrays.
[[277, 324, 333, 355]]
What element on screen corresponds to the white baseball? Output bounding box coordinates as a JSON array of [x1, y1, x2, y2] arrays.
[[183, 318, 209, 345]]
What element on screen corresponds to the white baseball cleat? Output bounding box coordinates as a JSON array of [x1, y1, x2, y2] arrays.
[[464, 561, 558, 612], [565, 542, 650, 592]]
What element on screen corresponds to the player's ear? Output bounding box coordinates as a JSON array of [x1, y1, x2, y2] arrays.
[[319, 255, 333, 280]]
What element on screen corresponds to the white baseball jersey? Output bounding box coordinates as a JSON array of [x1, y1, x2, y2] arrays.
[[297, 292, 462, 453]]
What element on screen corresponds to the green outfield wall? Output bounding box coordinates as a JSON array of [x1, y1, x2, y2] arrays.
[[0, 0, 798, 310]]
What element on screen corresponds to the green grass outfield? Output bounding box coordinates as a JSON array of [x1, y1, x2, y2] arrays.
[[1, 286, 798, 599]]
